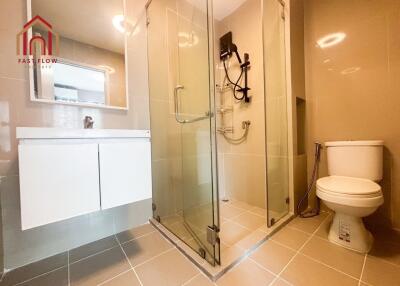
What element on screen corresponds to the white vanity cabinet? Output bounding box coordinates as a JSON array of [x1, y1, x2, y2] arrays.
[[99, 141, 152, 210], [17, 128, 152, 230], [18, 142, 101, 230]]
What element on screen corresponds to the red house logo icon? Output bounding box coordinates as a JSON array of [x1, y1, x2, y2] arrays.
[[16, 15, 59, 56]]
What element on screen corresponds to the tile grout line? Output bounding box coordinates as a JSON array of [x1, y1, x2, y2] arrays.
[[197, 269, 218, 286], [96, 269, 132, 286], [363, 251, 400, 269], [70, 245, 120, 265], [14, 265, 67, 286], [181, 273, 202, 286], [268, 214, 332, 285], [223, 212, 267, 234], [271, 224, 379, 284], [300, 252, 362, 281], [133, 247, 175, 269], [270, 232, 367, 281], [119, 228, 157, 246], [114, 234, 144, 286], [247, 257, 278, 278], [358, 254, 367, 286], [69, 229, 157, 267]]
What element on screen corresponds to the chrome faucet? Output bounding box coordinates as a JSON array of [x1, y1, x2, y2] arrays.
[[83, 116, 94, 129]]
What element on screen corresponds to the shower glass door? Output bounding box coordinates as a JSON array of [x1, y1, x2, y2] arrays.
[[147, 0, 220, 265], [264, 0, 290, 226]]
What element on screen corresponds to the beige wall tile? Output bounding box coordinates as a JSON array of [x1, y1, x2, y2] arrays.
[[224, 154, 266, 208], [0, 0, 152, 270], [214, 0, 268, 210], [304, 0, 400, 229]]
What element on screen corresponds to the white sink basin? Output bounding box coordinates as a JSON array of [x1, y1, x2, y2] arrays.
[[16, 127, 150, 139]]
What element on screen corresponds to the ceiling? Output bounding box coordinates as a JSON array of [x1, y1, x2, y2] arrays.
[[32, 0, 126, 54], [213, 0, 248, 21]]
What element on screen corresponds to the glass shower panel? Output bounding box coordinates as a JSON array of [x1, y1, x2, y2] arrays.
[[264, 0, 290, 225], [177, 0, 218, 264], [147, 0, 219, 265]]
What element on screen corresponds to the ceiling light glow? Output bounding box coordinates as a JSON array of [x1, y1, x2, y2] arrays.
[[112, 15, 125, 33], [98, 65, 115, 74], [178, 32, 199, 48], [317, 32, 346, 49], [341, 67, 361, 75]]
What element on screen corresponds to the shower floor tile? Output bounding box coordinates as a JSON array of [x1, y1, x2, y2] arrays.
[[150, 199, 293, 280]]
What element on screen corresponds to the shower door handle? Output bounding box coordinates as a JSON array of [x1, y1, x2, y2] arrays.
[[174, 85, 186, 124], [174, 85, 210, 124]]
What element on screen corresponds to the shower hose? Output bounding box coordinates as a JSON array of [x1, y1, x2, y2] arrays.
[[221, 120, 251, 144], [296, 142, 323, 218]]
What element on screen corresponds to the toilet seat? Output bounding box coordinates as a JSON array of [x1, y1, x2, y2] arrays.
[[317, 176, 383, 207]]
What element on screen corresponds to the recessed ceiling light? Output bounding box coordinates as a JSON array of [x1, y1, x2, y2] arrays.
[[317, 32, 346, 49], [112, 15, 125, 33]]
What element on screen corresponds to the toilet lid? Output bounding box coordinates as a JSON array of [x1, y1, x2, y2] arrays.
[[317, 176, 381, 196]]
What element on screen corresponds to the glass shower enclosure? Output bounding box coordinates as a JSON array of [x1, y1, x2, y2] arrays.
[[147, 0, 220, 265], [147, 0, 292, 267]]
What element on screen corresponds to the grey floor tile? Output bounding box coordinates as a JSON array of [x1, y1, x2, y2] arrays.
[[122, 231, 173, 267], [18, 267, 68, 286], [0, 252, 67, 286], [100, 270, 141, 286], [70, 247, 130, 286], [116, 223, 155, 244], [69, 235, 118, 263]]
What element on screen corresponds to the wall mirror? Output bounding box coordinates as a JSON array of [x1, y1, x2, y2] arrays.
[[27, 0, 129, 110]]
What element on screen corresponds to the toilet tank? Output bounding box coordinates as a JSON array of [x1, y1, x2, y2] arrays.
[[325, 140, 384, 181]]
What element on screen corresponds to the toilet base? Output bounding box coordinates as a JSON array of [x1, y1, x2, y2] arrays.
[[328, 212, 373, 253]]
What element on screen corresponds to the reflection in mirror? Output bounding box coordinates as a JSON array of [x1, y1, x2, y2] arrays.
[[30, 0, 128, 109]]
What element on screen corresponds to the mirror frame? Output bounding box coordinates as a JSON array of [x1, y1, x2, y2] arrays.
[[26, 0, 129, 111]]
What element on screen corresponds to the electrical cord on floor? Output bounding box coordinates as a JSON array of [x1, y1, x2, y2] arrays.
[[297, 142, 322, 218]]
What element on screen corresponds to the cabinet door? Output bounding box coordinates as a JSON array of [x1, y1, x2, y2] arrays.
[[18, 143, 100, 230], [99, 141, 152, 210]]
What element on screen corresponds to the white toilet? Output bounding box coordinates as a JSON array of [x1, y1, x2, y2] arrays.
[[316, 140, 384, 253]]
